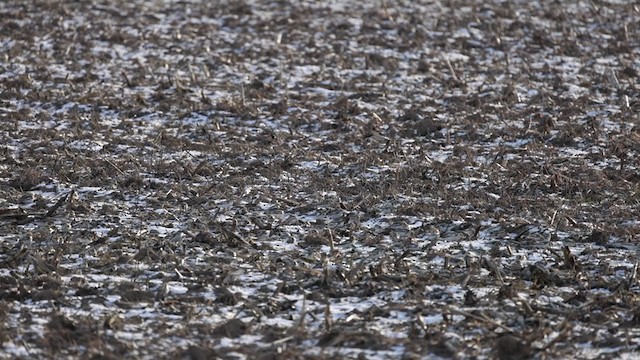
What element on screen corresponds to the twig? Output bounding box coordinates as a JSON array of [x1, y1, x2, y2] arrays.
[[446, 306, 514, 333], [293, 294, 307, 333], [540, 321, 571, 351], [271, 336, 294, 345], [216, 222, 256, 248], [44, 190, 74, 218], [104, 158, 125, 175], [483, 256, 504, 285]]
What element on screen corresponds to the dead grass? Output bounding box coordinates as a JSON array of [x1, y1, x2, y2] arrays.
[[1, 0, 640, 359]]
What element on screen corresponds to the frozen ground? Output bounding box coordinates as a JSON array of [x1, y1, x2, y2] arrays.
[[1, 0, 640, 359]]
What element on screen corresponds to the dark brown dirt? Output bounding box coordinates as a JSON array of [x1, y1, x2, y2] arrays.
[[1, 0, 640, 359]]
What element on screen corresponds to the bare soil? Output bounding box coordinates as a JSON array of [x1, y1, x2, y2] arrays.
[[1, 0, 640, 359]]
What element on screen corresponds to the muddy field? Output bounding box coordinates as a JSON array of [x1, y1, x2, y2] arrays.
[[1, 0, 640, 359]]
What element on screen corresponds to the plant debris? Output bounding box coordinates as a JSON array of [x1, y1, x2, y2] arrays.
[[1, 0, 640, 358]]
